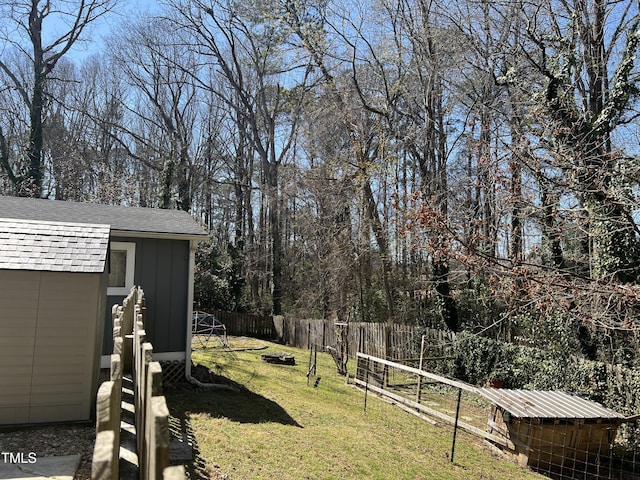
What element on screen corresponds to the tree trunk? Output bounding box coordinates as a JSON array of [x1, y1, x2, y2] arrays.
[[363, 178, 395, 319], [264, 161, 283, 315], [26, 72, 45, 197]]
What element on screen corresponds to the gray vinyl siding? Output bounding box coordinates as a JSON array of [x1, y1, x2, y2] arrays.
[[103, 236, 189, 355]]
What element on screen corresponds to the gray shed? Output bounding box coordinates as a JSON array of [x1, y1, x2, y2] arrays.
[[0, 196, 209, 376], [477, 388, 626, 471], [0, 218, 109, 425]]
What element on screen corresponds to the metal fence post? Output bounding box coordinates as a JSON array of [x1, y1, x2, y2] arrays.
[[451, 388, 462, 463]]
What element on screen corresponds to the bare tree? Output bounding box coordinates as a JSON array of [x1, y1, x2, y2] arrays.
[[433, 0, 640, 336], [107, 16, 202, 211], [167, 0, 311, 314], [526, 0, 640, 284], [76, 56, 137, 205], [276, 0, 404, 319], [0, 0, 119, 197]]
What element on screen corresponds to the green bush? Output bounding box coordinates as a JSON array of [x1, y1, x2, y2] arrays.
[[444, 332, 640, 419], [194, 239, 246, 312]]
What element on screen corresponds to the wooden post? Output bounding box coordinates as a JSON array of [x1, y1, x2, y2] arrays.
[[363, 358, 370, 413], [147, 396, 170, 480], [163, 466, 187, 479], [113, 336, 123, 356], [96, 381, 118, 434], [95, 380, 121, 479], [416, 335, 426, 405], [137, 342, 153, 469], [147, 361, 164, 397], [122, 296, 134, 373], [384, 325, 391, 360], [92, 430, 117, 480], [110, 353, 122, 383], [139, 362, 164, 480], [137, 288, 146, 326], [383, 364, 389, 388], [112, 304, 121, 343], [133, 327, 146, 425]]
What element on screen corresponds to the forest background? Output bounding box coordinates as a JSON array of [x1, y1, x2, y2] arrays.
[[3, 0, 640, 372]]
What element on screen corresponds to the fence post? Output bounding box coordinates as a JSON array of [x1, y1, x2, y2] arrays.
[[147, 361, 164, 396], [133, 328, 146, 430], [96, 381, 119, 434], [147, 395, 170, 479], [384, 325, 391, 360], [164, 466, 187, 479], [122, 296, 134, 373], [94, 379, 121, 480], [113, 336, 123, 356], [112, 306, 121, 341], [416, 335, 425, 405], [144, 362, 165, 480], [137, 342, 153, 475], [364, 357, 370, 412], [92, 430, 117, 480], [110, 353, 122, 383], [450, 389, 463, 463], [93, 286, 186, 480]]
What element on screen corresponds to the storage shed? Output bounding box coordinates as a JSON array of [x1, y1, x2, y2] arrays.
[[477, 388, 626, 471], [0, 218, 109, 425], [0, 195, 209, 375]]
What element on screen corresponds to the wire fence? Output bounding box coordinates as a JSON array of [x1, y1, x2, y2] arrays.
[[354, 352, 640, 480], [500, 420, 640, 480]]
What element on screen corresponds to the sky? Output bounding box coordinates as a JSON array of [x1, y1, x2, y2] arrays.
[[42, 0, 163, 62]]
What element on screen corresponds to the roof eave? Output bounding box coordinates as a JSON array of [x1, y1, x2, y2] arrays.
[[111, 229, 209, 241]]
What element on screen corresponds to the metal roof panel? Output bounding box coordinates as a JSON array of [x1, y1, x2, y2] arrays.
[[475, 388, 625, 420]]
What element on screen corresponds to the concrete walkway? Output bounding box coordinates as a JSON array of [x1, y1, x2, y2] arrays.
[[0, 454, 81, 480]]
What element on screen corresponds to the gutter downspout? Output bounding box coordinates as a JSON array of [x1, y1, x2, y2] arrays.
[[185, 238, 235, 390]]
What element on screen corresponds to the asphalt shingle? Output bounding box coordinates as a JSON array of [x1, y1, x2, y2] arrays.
[[0, 196, 207, 238], [0, 218, 110, 273]]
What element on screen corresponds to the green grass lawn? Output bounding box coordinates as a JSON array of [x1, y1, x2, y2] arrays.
[[167, 337, 545, 480]]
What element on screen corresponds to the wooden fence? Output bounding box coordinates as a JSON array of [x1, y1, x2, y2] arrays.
[[92, 287, 186, 480], [217, 312, 455, 361], [279, 319, 454, 361], [212, 310, 275, 338]]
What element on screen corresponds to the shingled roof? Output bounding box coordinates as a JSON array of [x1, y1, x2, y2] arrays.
[[0, 196, 208, 239], [0, 218, 110, 273]]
